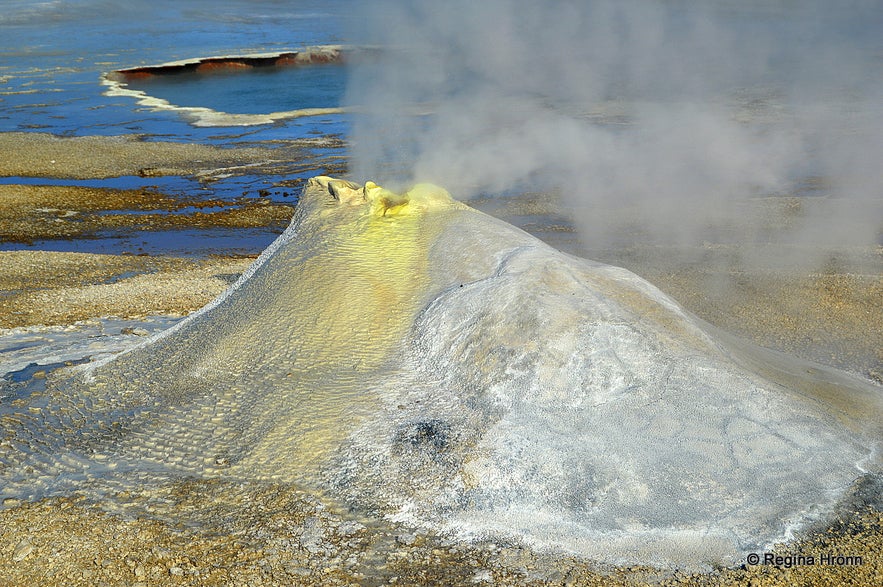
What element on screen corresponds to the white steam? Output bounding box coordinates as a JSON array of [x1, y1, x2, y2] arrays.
[[343, 0, 882, 258]]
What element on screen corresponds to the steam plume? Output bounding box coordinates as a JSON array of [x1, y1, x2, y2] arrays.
[[344, 0, 882, 261]]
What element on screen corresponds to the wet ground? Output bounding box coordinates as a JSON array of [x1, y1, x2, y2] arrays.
[[0, 131, 346, 256]]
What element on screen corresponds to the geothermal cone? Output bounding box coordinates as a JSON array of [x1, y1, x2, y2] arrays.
[[1, 177, 880, 568]]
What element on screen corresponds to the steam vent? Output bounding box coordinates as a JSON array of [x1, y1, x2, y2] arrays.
[[1, 177, 880, 569]]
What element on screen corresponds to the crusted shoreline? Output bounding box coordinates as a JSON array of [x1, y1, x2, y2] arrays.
[[101, 46, 348, 127], [107, 46, 345, 81]]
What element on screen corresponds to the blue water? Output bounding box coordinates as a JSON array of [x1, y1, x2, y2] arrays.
[[0, 0, 355, 255], [2, 227, 277, 257], [0, 0, 354, 140]]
